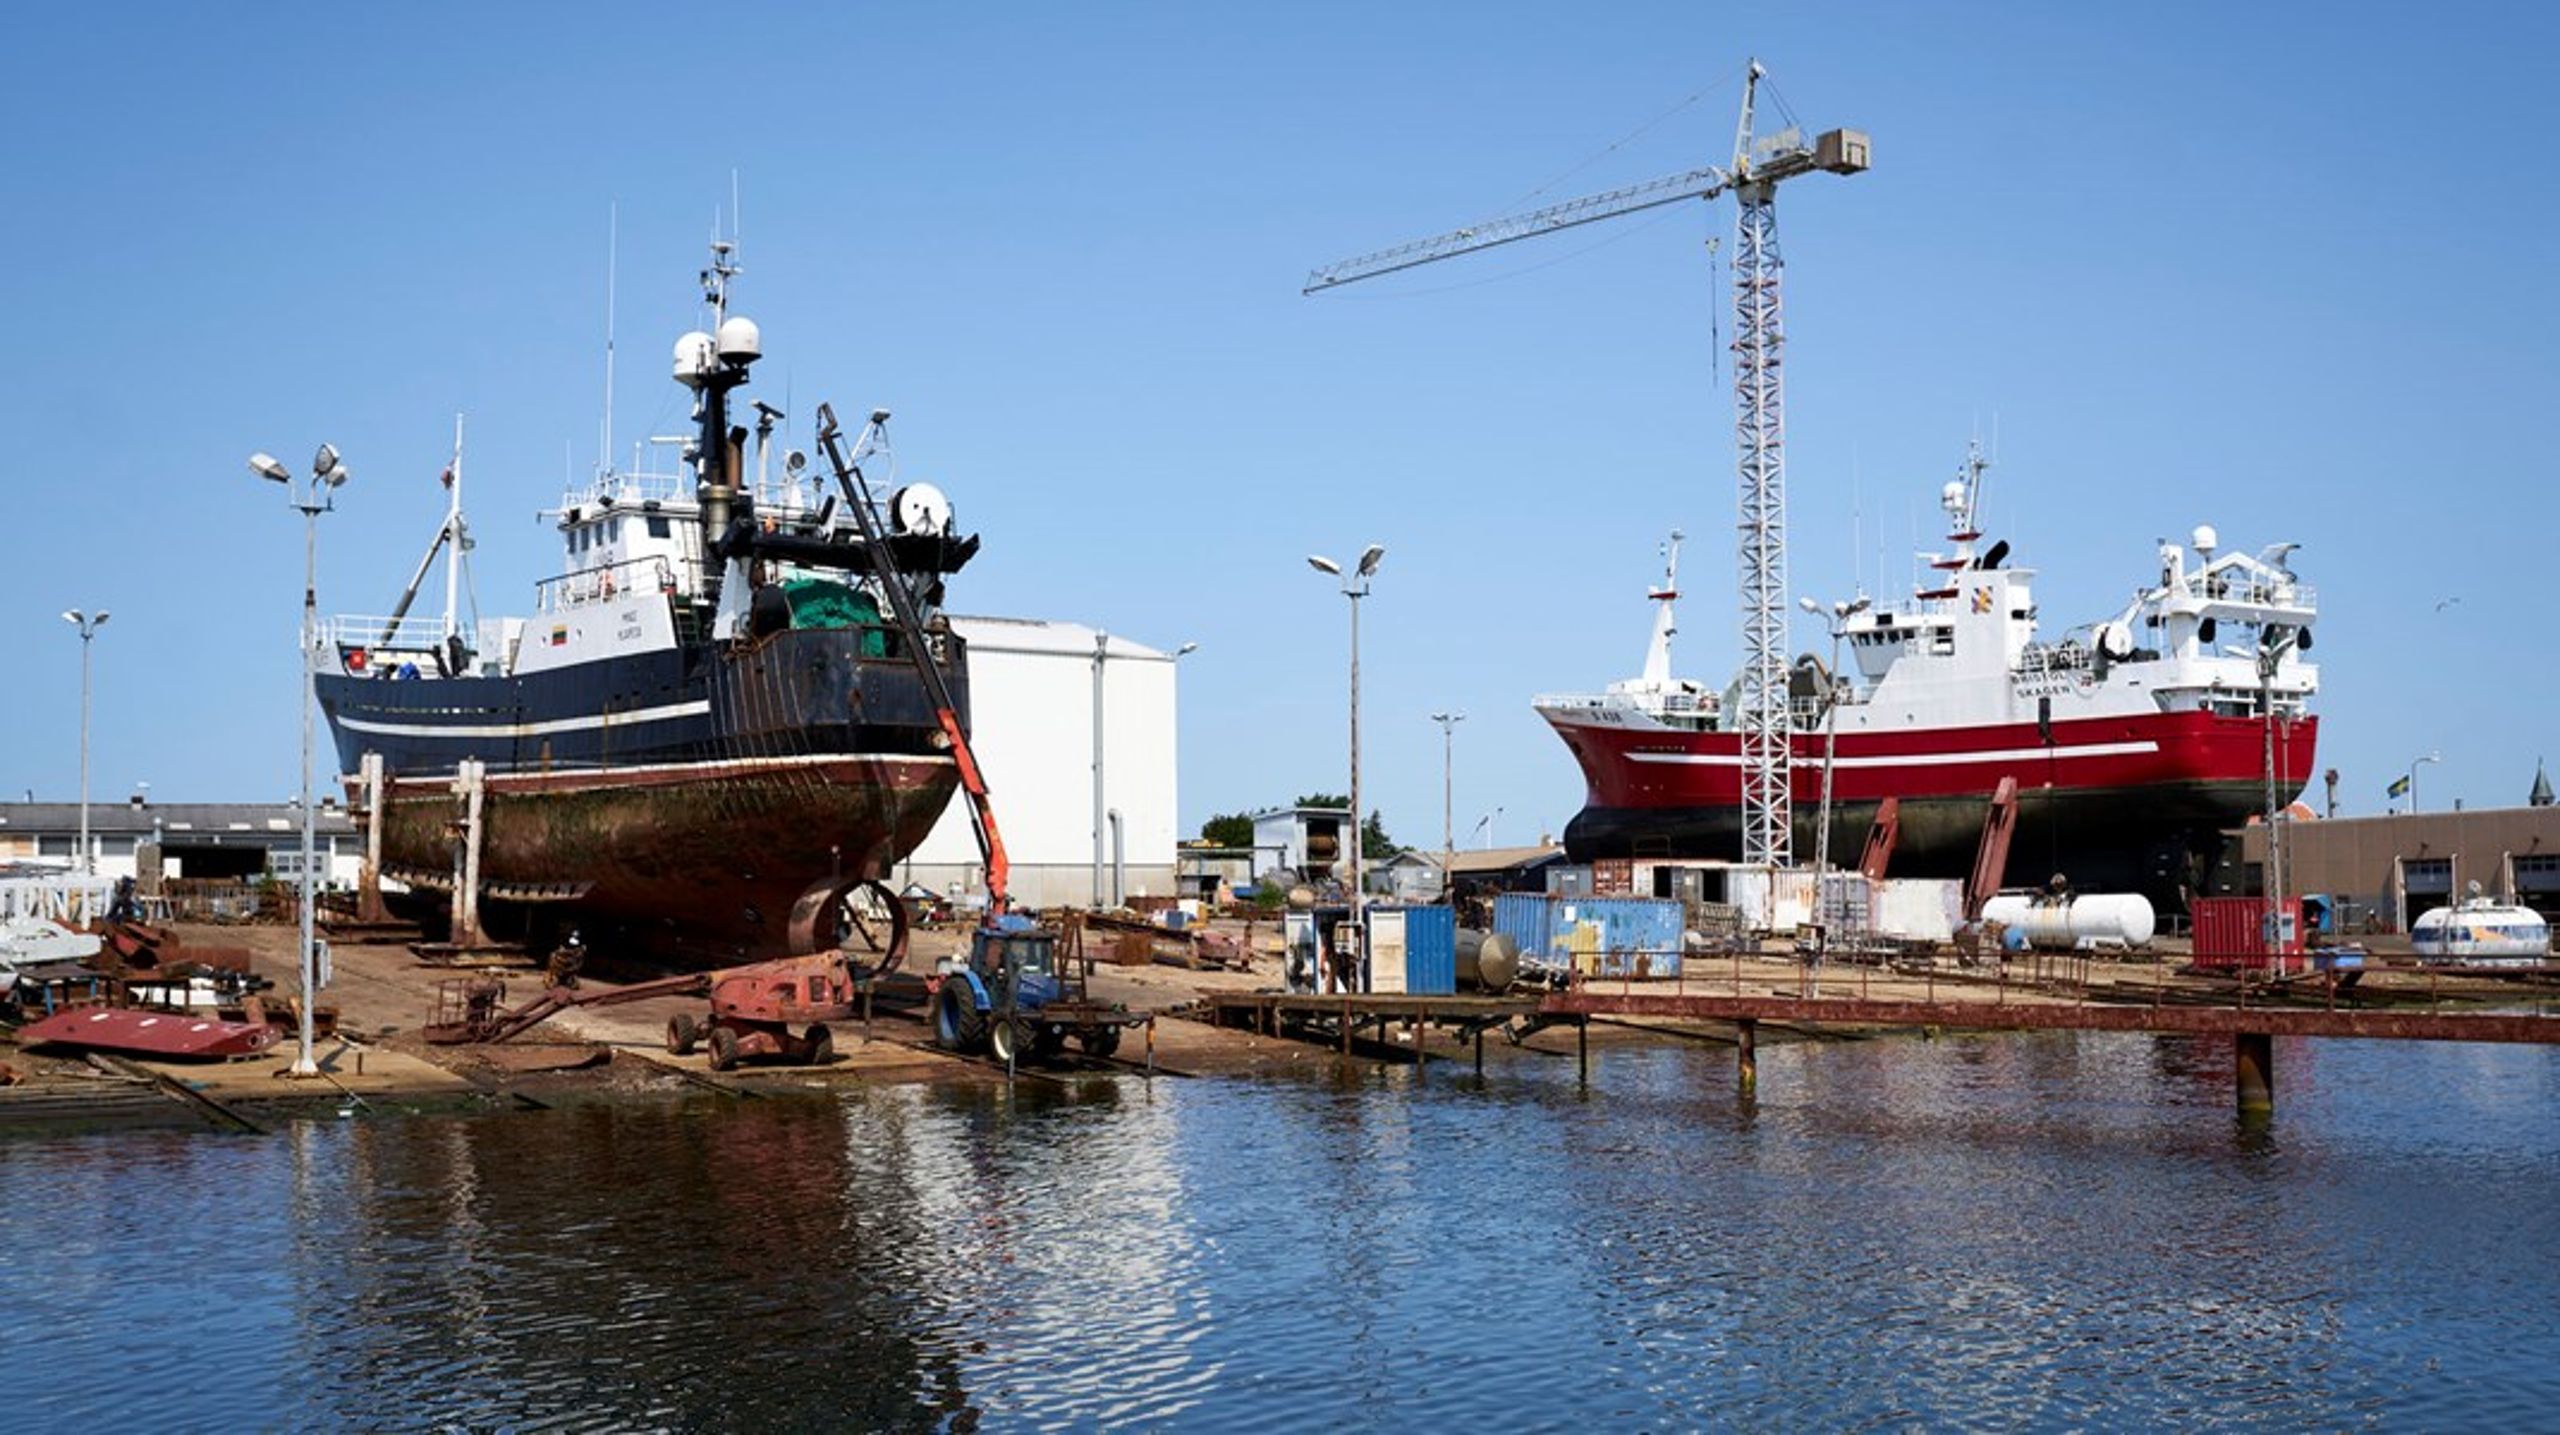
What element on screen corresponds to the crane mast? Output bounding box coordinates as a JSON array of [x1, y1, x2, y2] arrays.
[[1305, 59, 1867, 867]]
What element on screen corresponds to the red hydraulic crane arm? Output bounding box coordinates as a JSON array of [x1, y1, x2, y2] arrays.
[[814, 403, 1011, 915]]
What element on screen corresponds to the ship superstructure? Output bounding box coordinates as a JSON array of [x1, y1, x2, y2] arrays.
[[1536, 447, 2320, 895], [316, 244, 978, 961]]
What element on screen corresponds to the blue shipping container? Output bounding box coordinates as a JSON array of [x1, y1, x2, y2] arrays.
[[1367, 904, 1457, 995], [1493, 893, 1683, 979]]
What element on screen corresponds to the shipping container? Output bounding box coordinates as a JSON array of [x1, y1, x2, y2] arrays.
[[1728, 866, 1817, 934], [1875, 879, 1962, 943], [1493, 892, 1682, 979], [1815, 872, 1876, 935], [2188, 896, 2308, 972], [1366, 904, 1456, 995]]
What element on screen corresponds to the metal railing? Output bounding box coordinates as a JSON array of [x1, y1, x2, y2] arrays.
[[535, 555, 679, 613]]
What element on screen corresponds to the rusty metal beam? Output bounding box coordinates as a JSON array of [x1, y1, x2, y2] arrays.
[[1537, 991, 2560, 1044]]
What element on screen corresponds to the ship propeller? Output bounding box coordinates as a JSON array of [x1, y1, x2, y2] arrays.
[[787, 877, 910, 975]]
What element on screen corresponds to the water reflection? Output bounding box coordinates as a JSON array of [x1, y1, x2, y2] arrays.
[[2, 1034, 2558, 1429]]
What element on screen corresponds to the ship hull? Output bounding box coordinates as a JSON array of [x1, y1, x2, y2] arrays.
[[320, 627, 969, 963], [373, 753, 957, 963], [1548, 709, 2318, 896]]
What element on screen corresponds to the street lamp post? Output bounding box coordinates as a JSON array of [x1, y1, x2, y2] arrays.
[[61, 609, 109, 875], [1430, 712, 1464, 899], [249, 445, 351, 1080], [1309, 546, 1385, 971], [1797, 594, 1870, 875]]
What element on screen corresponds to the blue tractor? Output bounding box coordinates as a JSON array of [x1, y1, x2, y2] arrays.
[[933, 915, 1143, 1065]]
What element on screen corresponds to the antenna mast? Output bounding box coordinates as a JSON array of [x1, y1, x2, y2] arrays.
[[600, 203, 617, 478], [444, 413, 464, 641]]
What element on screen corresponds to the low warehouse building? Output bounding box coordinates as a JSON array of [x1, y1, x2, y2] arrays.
[[2223, 804, 2560, 932], [894, 616, 1182, 909]]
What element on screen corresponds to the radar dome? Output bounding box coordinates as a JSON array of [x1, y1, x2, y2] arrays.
[[2191, 524, 2218, 554], [716, 315, 761, 364], [671, 331, 715, 388], [1941, 480, 1966, 510]]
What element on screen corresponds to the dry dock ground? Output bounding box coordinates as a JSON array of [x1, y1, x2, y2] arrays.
[[5, 917, 2554, 1132]]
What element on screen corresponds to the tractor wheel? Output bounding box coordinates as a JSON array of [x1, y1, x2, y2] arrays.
[[935, 985, 986, 1053], [666, 1012, 700, 1056], [987, 1015, 1029, 1067], [1079, 1024, 1123, 1060], [707, 1025, 741, 1073], [1030, 1023, 1067, 1063], [803, 1023, 835, 1067]]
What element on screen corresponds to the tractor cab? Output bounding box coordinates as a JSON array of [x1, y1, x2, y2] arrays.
[[968, 923, 1062, 1008]]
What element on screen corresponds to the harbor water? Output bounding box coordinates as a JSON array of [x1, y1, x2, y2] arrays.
[[6, 1032, 2560, 1430]]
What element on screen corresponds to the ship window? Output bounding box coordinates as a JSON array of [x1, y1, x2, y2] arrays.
[[647, 516, 671, 539]]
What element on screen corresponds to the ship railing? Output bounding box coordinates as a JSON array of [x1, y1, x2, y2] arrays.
[[536, 556, 679, 613], [563, 469, 694, 510], [2193, 573, 2316, 612], [323, 613, 462, 654], [2015, 639, 2096, 680]]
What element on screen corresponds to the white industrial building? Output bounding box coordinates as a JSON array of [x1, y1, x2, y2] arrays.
[[894, 615, 1182, 908]]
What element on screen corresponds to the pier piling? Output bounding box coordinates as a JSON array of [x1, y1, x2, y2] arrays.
[[1737, 1018, 1758, 1097], [2236, 1030, 2274, 1118]]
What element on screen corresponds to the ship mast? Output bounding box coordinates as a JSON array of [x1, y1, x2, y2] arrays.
[[1638, 529, 1684, 688], [443, 413, 464, 641], [676, 236, 760, 617]]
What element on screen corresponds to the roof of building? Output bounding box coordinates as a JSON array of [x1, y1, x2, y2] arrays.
[[1247, 805, 1352, 823], [948, 614, 1173, 661], [0, 802, 356, 838], [1446, 844, 1566, 876]]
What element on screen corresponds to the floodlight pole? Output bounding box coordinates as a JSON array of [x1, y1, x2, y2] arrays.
[[1309, 547, 1385, 978], [64, 610, 109, 875], [1431, 712, 1464, 899], [251, 447, 347, 1080]]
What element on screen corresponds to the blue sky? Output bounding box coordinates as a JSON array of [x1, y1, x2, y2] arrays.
[[4, 3, 2552, 845]]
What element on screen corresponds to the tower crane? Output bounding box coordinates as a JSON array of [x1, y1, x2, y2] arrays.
[[1306, 59, 1867, 867]]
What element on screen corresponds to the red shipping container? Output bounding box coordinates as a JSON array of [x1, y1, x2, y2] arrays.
[[2189, 896, 2307, 973]]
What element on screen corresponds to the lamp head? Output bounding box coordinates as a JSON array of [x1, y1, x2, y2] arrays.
[[1356, 544, 1386, 577], [1798, 596, 1820, 614], [324, 462, 350, 488], [1840, 596, 1872, 618], [1176, 642, 1198, 657], [1307, 555, 1342, 576], [249, 452, 291, 483], [93, 611, 109, 628], [313, 443, 339, 478], [62, 609, 81, 626]]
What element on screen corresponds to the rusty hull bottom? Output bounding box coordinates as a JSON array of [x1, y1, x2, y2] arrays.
[[375, 754, 960, 965]]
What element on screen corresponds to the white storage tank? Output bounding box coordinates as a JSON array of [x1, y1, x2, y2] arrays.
[[1981, 893, 2156, 951]]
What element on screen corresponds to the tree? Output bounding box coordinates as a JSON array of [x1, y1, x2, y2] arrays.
[[1199, 812, 1255, 849]]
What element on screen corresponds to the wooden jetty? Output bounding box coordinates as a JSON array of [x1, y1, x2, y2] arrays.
[[1208, 964, 2560, 1117]]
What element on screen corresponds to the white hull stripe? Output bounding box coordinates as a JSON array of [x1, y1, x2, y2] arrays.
[[369, 751, 953, 787], [335, 698, 713, 741], [1628, 739, 2161, 769]]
